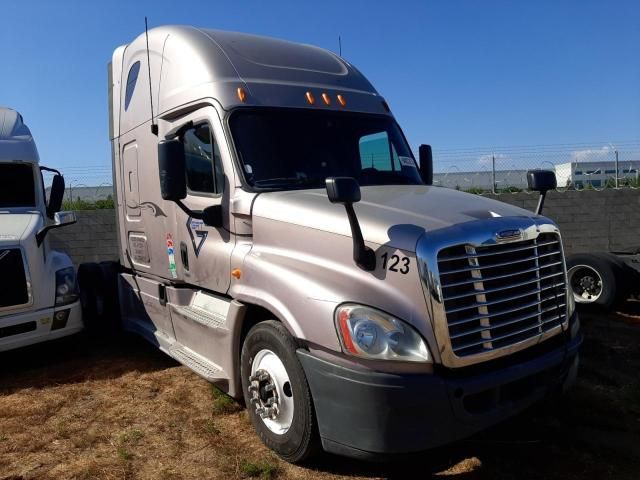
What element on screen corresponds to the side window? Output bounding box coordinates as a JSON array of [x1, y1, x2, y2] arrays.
[[124, 61, 141, 111], [359, 131, 398, 172], [183, 123, 224, 195]]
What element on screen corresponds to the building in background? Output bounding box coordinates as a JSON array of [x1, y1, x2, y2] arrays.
[[555, 160, 640, 188]]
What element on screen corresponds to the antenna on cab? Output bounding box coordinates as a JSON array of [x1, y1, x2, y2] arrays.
[[338, 35, 342, 56], [145, 16, 158, 136]]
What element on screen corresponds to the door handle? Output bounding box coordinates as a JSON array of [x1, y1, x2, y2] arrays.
[[180, 241, 189, 271]]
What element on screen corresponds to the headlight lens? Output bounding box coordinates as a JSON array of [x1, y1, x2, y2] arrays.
[[335, 304, 431, 362], [55, 267, 79, 306]]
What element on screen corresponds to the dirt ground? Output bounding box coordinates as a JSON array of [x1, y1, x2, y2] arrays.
[[1, 306, 639, 480]]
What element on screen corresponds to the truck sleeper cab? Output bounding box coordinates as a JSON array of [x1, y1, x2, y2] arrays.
[[99, 26, 581, 461], [0, 108, 81, 352]]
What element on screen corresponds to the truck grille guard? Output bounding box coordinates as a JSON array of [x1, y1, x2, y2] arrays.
[[417, 217, 569, 368]]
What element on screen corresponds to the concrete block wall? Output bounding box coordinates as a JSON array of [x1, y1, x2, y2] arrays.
[[48, 189, 640, 266], [486, 189, 640, 255], [49, 210, 119, 266]]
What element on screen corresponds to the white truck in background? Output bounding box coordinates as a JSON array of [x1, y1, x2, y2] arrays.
[[0, 107, 82, 352]]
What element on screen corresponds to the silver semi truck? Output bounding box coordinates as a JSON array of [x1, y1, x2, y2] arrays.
[[84, 26, 581, 461], [0, 107, 81, 352]]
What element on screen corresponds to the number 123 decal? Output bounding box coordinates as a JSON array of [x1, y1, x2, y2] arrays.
[[381, 252, 410, 274]]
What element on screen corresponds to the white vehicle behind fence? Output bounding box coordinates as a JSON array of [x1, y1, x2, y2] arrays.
[[0, 107, 82, 352]]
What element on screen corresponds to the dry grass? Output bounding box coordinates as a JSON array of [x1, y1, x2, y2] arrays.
[[0, 307, 639, 479]]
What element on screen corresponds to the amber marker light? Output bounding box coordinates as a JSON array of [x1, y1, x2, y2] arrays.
[[305, 91, 315, 104], [337, 94, 346, 107], [338, 309, 358, 354], [237, 87, 247, 103], [321, 93, 331, 105], [231, 268, 242, 279]]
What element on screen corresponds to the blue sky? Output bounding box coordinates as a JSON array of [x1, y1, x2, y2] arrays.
[[1, 0, 638, 182]]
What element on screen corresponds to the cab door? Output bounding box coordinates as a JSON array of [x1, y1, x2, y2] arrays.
[[171, 107, 234, 294]]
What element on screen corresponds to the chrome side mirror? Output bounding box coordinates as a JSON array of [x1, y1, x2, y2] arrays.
[[54, 211, 77, 227]]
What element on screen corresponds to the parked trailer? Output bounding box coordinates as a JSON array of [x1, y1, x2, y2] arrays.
[[0, 107, 81, 352], [80, 26, 582, 461], [567, 251, 639, 311]]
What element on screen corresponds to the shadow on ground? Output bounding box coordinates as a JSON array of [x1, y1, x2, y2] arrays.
[[0, 331, 177, 394]]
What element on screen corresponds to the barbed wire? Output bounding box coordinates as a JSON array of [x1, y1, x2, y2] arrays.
[[41, 142, 640, 199]]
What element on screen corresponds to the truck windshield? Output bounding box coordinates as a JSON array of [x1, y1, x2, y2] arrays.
[[0, 163, 36, 207], [229, 109, 423, 190]]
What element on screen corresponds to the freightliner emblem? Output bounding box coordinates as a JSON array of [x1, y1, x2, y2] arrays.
[[496, 229, 523, 241]]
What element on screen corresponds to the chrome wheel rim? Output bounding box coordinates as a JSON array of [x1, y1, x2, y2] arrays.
[[568, 264, 603, 303], [249, 349, 294, 435]]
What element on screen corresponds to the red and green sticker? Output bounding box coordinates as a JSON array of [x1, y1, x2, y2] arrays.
[[166, 233, 177, 279]]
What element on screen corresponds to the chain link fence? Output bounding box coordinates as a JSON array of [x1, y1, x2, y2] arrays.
[[42, 166, 114, 208], [430, 143, 640, 193], [42, 143, 640, 203]]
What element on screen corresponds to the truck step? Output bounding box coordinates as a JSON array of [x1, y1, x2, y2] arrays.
[[169, 344, 224, 382], [170, 290, 230, 329], [172, 304, 227, 329]]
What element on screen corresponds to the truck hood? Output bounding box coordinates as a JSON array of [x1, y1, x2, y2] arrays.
[[252, 185, 538, 252], [0, 213, 40, 246]]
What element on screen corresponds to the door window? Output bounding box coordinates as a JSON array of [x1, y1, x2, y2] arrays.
[[183, 123, 224, 195]]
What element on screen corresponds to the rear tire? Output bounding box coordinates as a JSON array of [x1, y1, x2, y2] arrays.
[[567, 253, 625, 311], [240, 320, 320, 463], [78, 261, 121, 334], [78, 262, 101, 331], [98, 261, 121, 328]]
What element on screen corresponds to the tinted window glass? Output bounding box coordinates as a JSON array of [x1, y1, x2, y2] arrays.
[[230, 109, 421, 190], [183, 124, 224, 195], [124, 61, 141, 111], [359, 132, 402, 172], [0, 163, 35, 207]]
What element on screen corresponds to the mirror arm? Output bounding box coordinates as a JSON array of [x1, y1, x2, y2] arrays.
[[35, 226, 50, 247], [535, 191, 547, 215], [39, 166, 62, 176], [35, 217, 77, 247], [344, 203, 376, 271], [175, 199, 203, 220]]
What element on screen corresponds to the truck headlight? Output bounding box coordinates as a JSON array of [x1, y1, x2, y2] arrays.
[[55, 267, 79, 306], [335, 304, 431, 362]]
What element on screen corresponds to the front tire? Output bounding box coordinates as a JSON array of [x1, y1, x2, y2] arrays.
[[240, 321, 320, 463]]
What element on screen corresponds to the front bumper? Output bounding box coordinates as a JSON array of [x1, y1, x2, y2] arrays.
[[0, 301, 83, 353], [298, 314, 582, 459]]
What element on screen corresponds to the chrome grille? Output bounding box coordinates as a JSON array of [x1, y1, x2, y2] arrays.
[[437, 233, 566, 357], [0, 248, 29, 309]]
